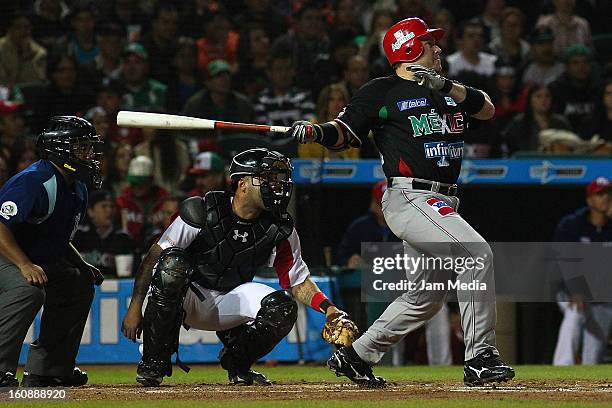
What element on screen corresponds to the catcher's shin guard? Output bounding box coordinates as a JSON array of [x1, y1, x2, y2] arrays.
[[138, 247, 191, 386], [218, 290, 297, 377]]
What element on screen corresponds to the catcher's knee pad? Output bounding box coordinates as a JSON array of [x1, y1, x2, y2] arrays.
[[142, 247, 192, 368], [151, 247, 192, 304], [257, 290, 298, 335]]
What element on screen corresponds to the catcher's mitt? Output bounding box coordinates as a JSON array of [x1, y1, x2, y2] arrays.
[[321, 311, 359, 347]]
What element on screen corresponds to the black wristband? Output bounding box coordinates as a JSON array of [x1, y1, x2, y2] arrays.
[[319, 299, 335, 314], [458, 86, 486, 115], [441, 79, 453, 93], [314, 123, 340, 147]]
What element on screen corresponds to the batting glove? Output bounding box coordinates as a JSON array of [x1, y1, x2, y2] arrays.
[[288, 121, 319, 144], [409, 65, 453, 93]]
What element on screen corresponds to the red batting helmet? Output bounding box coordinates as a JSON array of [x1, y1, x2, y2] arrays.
[[382, 18, 445, 66]]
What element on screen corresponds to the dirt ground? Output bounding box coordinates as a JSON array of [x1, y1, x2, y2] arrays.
[[67, 379, 612, 402]]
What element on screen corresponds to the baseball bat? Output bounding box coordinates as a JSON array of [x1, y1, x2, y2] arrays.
[[117, 111, 290, 134]]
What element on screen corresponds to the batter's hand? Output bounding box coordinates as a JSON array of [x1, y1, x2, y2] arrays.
[[18, 262, 47, 285], [288, 121, 319, 144], [409, 65, 452, 93], [122, 305, 143, 342]]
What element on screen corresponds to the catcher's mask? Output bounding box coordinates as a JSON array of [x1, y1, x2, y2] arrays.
[[230, 148, 293, 216], [36, 116, 103, 189]]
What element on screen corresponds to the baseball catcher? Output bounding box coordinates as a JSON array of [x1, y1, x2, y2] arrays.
[[122, 148, 357, 386]]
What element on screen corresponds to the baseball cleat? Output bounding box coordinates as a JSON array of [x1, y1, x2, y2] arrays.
[[0, 371, 19, 388], [327, 347, 386, 388], [22, 367, 88, 387], [228, 369, 272, 386], [136, 359, 170, 387], [463, 348, 515, 386]]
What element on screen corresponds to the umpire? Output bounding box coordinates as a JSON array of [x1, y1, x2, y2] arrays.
[[0, 116, 103, 388]]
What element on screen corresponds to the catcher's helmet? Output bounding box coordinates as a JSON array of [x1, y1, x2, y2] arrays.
[[36, 116, 103, 189], [382, 17, 445, 66], [229, 148, 293, 215]]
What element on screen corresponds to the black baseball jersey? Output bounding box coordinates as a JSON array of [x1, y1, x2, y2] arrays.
[[336, 75, 469, 184]]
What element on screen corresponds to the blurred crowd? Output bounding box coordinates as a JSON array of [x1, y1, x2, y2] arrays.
[[0, 0, 611, 277]]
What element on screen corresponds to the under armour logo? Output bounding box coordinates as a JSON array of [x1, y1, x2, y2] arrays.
[[233, 230, 249, 243]]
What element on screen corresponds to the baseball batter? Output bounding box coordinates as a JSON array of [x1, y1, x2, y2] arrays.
[[121, 148, 357, 386], [288, 18, 515, 387]]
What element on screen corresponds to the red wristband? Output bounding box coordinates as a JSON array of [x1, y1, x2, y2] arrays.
[[310, 292, 328, 313]]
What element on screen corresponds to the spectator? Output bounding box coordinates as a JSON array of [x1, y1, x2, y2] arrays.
[[186, 151, 227, 197], [134, 129, 191, 195], [488, 7, 530, 69], [272, 3, 329, 93], [433, 8, 457, 56], [480, 0, 505, 43], [93, 20, 125, 82], [103, 142, 133, 197], [166, 37, 204, 113], [503, 85, 572, 155], [31, 53, 94, 132], [522, 27, 565, 87], [312, 27, 359, 98], [395, 0, 433, 25], [552, 177, 612, 365], [142, 194, 184, 251], [549, 44, 598, 133], [140, 2, 179, 86], [254, 52, 315, 134], [447, 19, 497, 79], [116, 155, 169, 251], [120, 43, 167, 113], [491, 63, 528, 130], [11, 140, 38, 174], [0, 101, 29, 165], [332, 0, 365, 36], [31, 0, 69, 51], [179, 0, 220, 39], [182, 59, 254, 142], [61, 4, 99, 69], [73, 190, 135, 278], [536, 0, 591, 56], [361, 8, 395, 79], [95, 78, 143, 147], [0, 84, 25, 104], [0, 154, 8, 189], [342, 55, 370, 98], [234, 0, 288, 39], [298, 83, 358, 159], [109, 0, 145, 42], [580, 79, 612, 143], [234, 24, 271, 101], [0, 11, 47, 87], [196, 7, 239, 72]]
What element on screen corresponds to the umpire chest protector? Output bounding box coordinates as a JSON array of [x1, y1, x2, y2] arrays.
[[180, 191, 293, 292]]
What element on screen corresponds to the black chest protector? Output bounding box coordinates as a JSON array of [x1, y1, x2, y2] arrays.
[[180, 191, 294, 292]]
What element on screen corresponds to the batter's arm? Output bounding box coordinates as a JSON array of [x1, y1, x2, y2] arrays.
[[447, 83, 495, 120], [291, 277, 341, 318]]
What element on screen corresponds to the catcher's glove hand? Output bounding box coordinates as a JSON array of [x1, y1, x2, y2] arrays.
[[409, 64, 453, 93], [322, 311, 359, 347]]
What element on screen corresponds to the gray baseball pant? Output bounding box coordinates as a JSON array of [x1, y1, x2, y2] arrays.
[[0, 256, 94, 376], [352, 178, 498, 364]]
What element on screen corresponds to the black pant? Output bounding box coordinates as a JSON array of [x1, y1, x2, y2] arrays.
[[0, 256, 93, 376]]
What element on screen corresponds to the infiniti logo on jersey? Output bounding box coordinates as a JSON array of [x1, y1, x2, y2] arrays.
[[424, 141, 464, 167]]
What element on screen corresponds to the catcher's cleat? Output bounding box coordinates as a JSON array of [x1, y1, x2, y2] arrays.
[[0, 371, 19, 388], [327, 347, 386, 388], [22, 367, 88, 387], [463, 348, 515, 386], [136, 359, 171, 387], [228, 369, 272, 386]]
